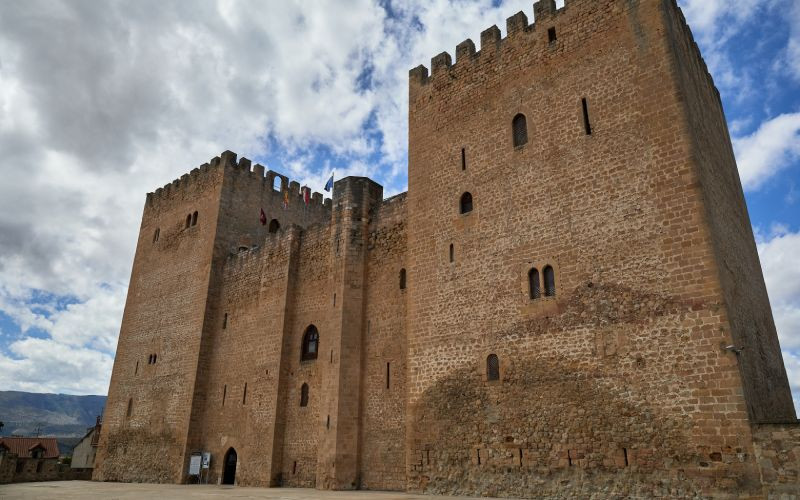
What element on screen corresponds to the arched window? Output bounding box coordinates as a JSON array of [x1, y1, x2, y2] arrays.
[[185, 214, 192, 228], [399, 268, 406, 290], [544, 265, 556, 297], [460, 192, 473, 214], [191, 211, 198, 226], [268, 219, 280, 233], [126, 398, 133, 418], [512, 114, 528, 147], [528, 268, 541, 299], [273, 176, 282, 192], [487, 354, 500, 381], [300, 383, 309, 407], [301, 325, 319, 361]]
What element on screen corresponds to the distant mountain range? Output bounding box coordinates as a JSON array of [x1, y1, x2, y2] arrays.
[[0, 390, 106, 441]]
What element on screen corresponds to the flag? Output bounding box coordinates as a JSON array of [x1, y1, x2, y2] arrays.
[[324, 173, 334, 192], [259, 208, 267, 225], [283, 189, 289, 209], [302, 187, 310, 205]]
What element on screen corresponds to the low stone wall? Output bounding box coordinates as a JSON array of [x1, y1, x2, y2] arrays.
[[752, 422, 800, 498], [0, 456, 91, 484]]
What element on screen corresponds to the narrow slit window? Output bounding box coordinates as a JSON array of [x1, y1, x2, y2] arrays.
[[449, 244, 454, 263], [477, 449, 481, 465], [333, 294, 336, 307], [528, 268, 541, 299], [548, 27, 557, 43], [487, 354, 500, 381], [512, 114, 528, 147], [544, 266, 556, 297], [326, 415, 330, 429], [152, 354, 157, 364], [222, 385, 227, 406], [300, 383, 309, 407], [623, 447, 629, 467], [460, 192, 473, 214], [191, 211, 198, 226], [293, 461, 297, 474], [386, 362, 391, 389], [153, 228, 160, 243], [461, 148, 466, 171], [126, 398, 133, 418], [399, 268, 406, 290], [135, 361, 139, 375], [582, 98, 592, 135], [242, 383, 247, 405], [223, 313, 228, 329], [185, 214, 192, 228]]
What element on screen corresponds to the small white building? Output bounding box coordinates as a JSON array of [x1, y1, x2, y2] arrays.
[[71, 417, 101, 470]]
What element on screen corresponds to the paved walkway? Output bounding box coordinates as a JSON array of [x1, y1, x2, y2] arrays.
[[0, 481, 489, 500]]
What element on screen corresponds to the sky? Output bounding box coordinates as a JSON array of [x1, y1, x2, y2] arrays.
[[0, 0, 798, 414]]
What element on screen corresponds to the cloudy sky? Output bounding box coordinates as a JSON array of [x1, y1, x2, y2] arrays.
[[0, 0, 798, 413]]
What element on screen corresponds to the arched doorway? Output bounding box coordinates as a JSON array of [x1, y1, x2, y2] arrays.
[[222, 448, 237, 485]]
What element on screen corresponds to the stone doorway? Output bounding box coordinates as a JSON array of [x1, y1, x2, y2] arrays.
[[222, 447, 237, 485]]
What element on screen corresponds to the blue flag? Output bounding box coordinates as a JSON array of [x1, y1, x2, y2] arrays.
[[324, 173, 334, 192]]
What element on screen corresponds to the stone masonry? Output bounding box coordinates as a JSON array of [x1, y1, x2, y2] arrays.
[[94, 0, 799, 497]]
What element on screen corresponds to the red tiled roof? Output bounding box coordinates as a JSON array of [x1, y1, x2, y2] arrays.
[[0, 437, 59, 459]]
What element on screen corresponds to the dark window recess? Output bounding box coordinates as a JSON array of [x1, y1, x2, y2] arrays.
[[548, 26, 557, 43], [460, 192, 473, 214], [268, 219, 280, 233], [301, 325, 319, 361], [623, 448, 629, 467], [477, 449, 481, 465], [330, 349, 333, 363], [582, 98, 592, 135], [153, 228, 160, 243], [185, 214, 191, 228], [399, 268, 407, 290], [544, 266, 556, 297], [326, 415, 330, 429], [529, 268, 541, 299], [386, 362, 391, 389], [449, 244, 454, 263], [191, 211, 198, 226], [242, 383, 247, 405], [222, 385, 227, 407], [568, 450, 573, 466], [126, 398, 133, 418], [333, 294, 336, 307], [487, 354, 500, 381], [461, 148, 466, 171], [292, 461, 297, 474], [223, 313, 228, 329], [300, 383, 309, 407], [135, 361, 139, 375], [512, 114, 528, 147]]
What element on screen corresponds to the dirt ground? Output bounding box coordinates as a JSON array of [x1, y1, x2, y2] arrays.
[[0, 481, 490, 500]]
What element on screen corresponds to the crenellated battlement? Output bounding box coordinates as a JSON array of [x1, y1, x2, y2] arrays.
[[145, 150, 332, 211], [410, 0, 566, 86]]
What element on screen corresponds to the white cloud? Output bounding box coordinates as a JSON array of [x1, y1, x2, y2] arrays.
[[758, 228, 800, 351], [733, 113, 800, 190]]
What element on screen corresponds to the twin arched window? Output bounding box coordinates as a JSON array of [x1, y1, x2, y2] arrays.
[[512, 114, 528, 147], [529, 265, 556, 299], [301, 325, 319, 361], [185, 211, 199, 228]]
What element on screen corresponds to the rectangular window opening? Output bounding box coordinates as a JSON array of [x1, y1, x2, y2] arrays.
[[567, 450, 572, 467], [461, 148, 466, 171], [292, 461, 297, 474], [222, 385, 227, 407], [477, 449, 481, 465], [243, 383, 247, 405], [623, 447, 629, 467], [548, 27, 557, 43], [333, 294, 336, 307], [135, 361, 139, 375], [223, 313, 228, 329], [386, 362, 391, 389], [582, 97, 592, 135], [519, 448, 523, 466], [449, 244, 454, 263], [330, 349, 333, 363]]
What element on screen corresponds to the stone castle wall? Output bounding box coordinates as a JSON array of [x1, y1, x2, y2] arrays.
[[95, 0, 798, 497]]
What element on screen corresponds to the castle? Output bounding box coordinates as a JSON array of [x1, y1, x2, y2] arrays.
[[94, 0, 800, 497]]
